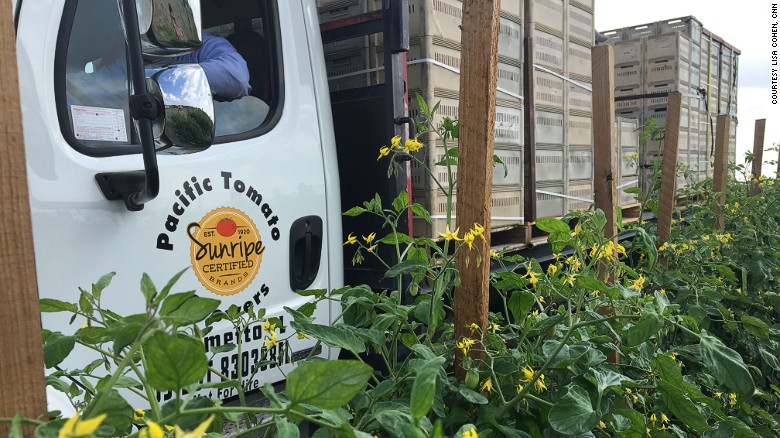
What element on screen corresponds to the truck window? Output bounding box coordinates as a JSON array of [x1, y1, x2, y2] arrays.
[[55, 0, 283, 156]]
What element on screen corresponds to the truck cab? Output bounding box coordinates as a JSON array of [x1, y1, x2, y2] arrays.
[[15, 0, 364, 401]]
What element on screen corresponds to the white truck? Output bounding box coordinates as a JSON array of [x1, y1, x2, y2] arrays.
[[15, 0, 415, 406]]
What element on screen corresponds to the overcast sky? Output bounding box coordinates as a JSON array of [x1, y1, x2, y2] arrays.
[[595, 0, 779, 175]]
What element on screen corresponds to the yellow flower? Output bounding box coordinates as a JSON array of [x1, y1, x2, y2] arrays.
[[463, 231, 476, 250], [59, 413, 107, 438], [390, 135, 402, 148], [570, 224, 582, 237], [617, 244, 627, 257], [174, 415, 215, 438], [489, 323, 500, 333], [516, 383, 524, 393], [457, 337, 475, 356], [646, 427, 652, 437], [469, 323, 480, 333], [472, 223, 485, 241], [661, 413, 669, 424], [377, 146, 390, 160], [547, 264, 558, 276], [139, 421, 164, 438], [439, 225, 462, 241], [262, 319, 277, 333], [539, 296, 546, 304], [650, 413, 657, 425], [519, 366, 534, 382], [714, 391, 723, 398], [564, 274, 576, 287], [659, 242, 669, 252], [624, 388, 633, 395], [296, 331, 310, 340], [660, 289, 667, 296], [535, 374, 547, 392], [490, 250, 500, 258], [462, 427, 478, 438], [630, 275, 646, 291], [403, 138, 424, 153], [363, 232, 376, 244], [480, 378, 494, 393], [599, 420, 607, 429], [567, 256, 581, 272], [729, 393, 737, 407], [134, 409, 145, 422], [632, 152, 639, 159], [343, 233, 358, 245], [526, 268, 539, 289], [263, 330, 278, 348]]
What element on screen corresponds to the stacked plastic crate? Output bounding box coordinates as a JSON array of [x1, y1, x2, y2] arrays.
[[616, 118, 641, 206], [532, 0, 596, 219]]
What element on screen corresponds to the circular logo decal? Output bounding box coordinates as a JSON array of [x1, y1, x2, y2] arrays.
[[188, 207, 264, 296]]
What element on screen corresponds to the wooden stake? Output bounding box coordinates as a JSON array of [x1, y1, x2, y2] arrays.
[[454, 0, 500, 378], [750, 119, 766, 196], [0, 0, 48, 430], [656, 92, 683, 245], [591, 45, 617, 240], [712, 115, 731, 228]]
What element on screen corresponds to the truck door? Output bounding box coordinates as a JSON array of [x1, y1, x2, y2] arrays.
[[16, 0, 341, 399]]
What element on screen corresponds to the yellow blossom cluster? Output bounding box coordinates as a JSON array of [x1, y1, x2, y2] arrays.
[[457, 337, 476, 356], [377, 136, 424, 159]]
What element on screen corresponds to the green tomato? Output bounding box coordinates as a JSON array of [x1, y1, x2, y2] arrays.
[[465, 369, 480, 390]]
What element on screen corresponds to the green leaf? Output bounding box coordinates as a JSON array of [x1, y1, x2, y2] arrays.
[[508, 290, 535, 322], [593, 209, 607, 232], [156, 268, 188, 305], [535, 218, 570, 234], [385, 259, 428, 278], [140, 273, 157, 304], [92, 272, 116, 298], [40, 299, 78, 313], [392, 191, 409, 213], [410, 203, 432, 224], [625, 305, 663, 347], [380, 232, 415, 245], [160, 292, 220, 325], [458, 387, 488, 404], [287, 360, 372, 409], [79, 291, 94, 315], [699, 332, 755, 397], [741, 315, 769, 338], [416, 93, 429, 115], [493, 154, 508, 178], [88, 389, 133, 436], [43, 333, 76, 368], [144, 331, 208, 392], [608, 409, 645, 437], [548, 385, 599, 435], [75, 326, 110, 345], [110, 321, 144, 353], [35, 419, 67, 438], [274, 415, 300, 438], [435, 158, 457, 167], [586, 368, 628, 396], [289, 320, 367, 354], [8, 413, 23, 438], [657, 380, 713, 433], [343, 206, 368, 217], [410, 357, 445, 420]]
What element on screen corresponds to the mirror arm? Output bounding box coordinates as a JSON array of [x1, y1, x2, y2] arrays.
[[95, 0, 160, 212]]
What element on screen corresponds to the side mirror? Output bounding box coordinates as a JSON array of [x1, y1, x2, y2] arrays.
[[147, 64, 215, 152], [129, 0, 203, 56]]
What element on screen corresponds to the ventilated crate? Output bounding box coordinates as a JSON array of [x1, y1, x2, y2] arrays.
[[645, 57, 689, 84], [624, 23, 656, 40], [646, 33, 691, 62], [617, 177, 640, 206], [615, 85, 642, 110], [689, 68, 701, 90], [691, 43, 701, 67], [318, 0, 365, 24], [495, 99, 524, 146], [615, 63, 642, 88], [567, 147, 593, 180], [566, 180, 594, 212], [567, 39, 593, 79], [568, 112, 593, 146], [536, 110, 565, 145], [689, 129, 700, 152], [498, 17, 523, 60], [497, 62, 524, 100], [616, 108, 642, 123], [568, 82, 592, 113], [614, 40, 643, 64], [601, 29, 623, 44], [618, 117, 640, 148], [410, 143, 524, 191], [325, 48, 372, 91], [644, 81, 689, 106], [658, 17, 702, 45], [536, 146, 564, 182], [679, 130, 689, 152], [534, 70, 566, 110], [618, 147, 639, 177], [680, 106, 689, 129], [533, 26, 565, 72], [644, 104, 667, 129], [532, 0, 565, 33], [537, 182, 566, 218], [567, 4, 594, 43], [411, 186, 524, 237]]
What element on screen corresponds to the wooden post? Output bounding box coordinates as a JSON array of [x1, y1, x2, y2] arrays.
[[656, 92, 682, 245], [591, 45, 617, 240], [750, 119, 766, 196], [712, 115, 731, 228], [454, 0, 500, 378], [0, 0, 48, 431]]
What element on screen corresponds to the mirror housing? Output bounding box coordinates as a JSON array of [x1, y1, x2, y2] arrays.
[[123, 0, 203, 56], [146, 64, 215, 152]]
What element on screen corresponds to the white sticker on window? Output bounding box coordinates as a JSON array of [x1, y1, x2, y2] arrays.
[[71, 105, 128, 142]]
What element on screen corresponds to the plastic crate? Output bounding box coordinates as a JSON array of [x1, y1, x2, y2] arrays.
[[616, 108, 642, 123], [568, 112, 593, 146], [536, 146, 565, 182], [537, 182, 566, 218], [600, 29, 623, 44], [498, 17, 523, 60], [644, 81, 689, 106], [325, 48, 372, 91], [497, 62, 524, 101], [567, 147, 594, 180], [657, 17, 702, 45], [532, 0, 565, 33], [566, 180, 594, 212], [317, 0, 365, 24], [568, 82, 592, 113], [623, 23, 657, 40], [533, 26, 565, 72], [680, 106, 689, 129], [495, 99, 524, 146], [615, 85, 642, 110], [567, 4, 594, 43], [689, 67, 701, 90], [615, 63, 642, 88], [411, 144, 524, 191], [536, 109, 565, 145], [614, 39, 643, 65], [645, 57, 689, 84], [691, 43, 701, 67], [618, 117, 640, 148], [646, 33, 690, 62], [618, 147, 639, 177], [617, 177, 640, 206], [534, 70, 565, 110], [567, 39, 593, 79]]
